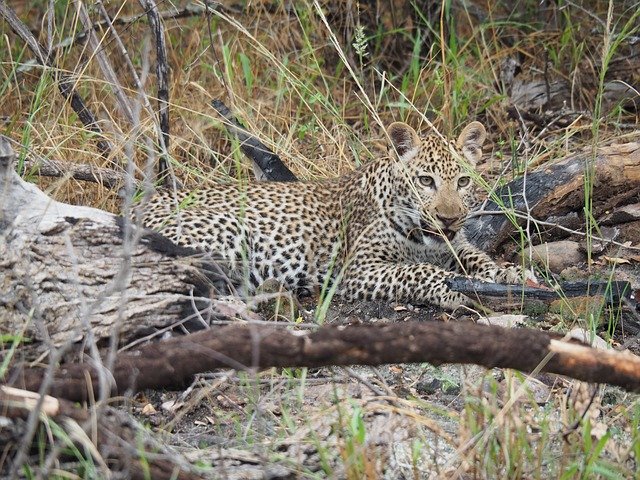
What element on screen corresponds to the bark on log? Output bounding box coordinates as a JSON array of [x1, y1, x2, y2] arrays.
[[0, 136, 232, 347], [10, 321, 640, 403], [465, 142, 640, 252]]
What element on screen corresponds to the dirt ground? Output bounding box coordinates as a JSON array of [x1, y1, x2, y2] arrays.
[[126, 257, 640, 477]]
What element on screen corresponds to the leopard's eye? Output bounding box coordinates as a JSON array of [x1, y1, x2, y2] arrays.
[[417, 175, 434, 188], [457, 176, 471, 188]]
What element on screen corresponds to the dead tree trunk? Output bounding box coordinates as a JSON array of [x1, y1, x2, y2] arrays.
[[465, 142, 640, 252]]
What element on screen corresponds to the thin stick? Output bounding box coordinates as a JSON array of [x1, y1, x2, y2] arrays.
[[138, 0, 171, 184]]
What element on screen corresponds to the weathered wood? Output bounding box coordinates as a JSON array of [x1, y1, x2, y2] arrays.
[[1, 387, 210, 480], [465, 142, 640, 252], [0, 136, 232, 347], [11, 321, 640, 402]]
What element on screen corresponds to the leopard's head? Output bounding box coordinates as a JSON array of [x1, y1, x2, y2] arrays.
[[385, 121, 485, 243]]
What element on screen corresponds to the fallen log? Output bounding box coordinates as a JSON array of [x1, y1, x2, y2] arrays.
[[10, 321, 640, 402], [0, 135, 232, 347], [465, 142, 640, 252]]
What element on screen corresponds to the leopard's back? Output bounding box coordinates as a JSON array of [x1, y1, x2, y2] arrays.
[[142, 181, 345, 293]]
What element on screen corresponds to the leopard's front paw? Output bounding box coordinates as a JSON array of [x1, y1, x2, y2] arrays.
[[439, 290, 474, 310], [495, 264, 537, 284]]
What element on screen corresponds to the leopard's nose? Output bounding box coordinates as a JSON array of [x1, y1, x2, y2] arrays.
[[436, 214, 459, 228]]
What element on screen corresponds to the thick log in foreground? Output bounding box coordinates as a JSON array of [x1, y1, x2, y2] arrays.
[[465, 142, 640, 252], [11, 321, 640, 402]]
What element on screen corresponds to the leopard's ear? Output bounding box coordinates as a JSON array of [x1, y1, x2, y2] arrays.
[[387, 122, 421, 160], [456, 121, 486, 164]]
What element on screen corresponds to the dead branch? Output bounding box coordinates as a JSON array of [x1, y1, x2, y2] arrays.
[[10, 321, 640, 403], [138, 0, 171, 182], [0, 2, 112, 158], [211, 99, 297, 182], [447, 278, 632, 304], [23, 153, 127, 188], [465, 142, 640, 252]]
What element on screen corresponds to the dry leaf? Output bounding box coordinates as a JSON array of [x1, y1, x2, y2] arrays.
[[603, 256, 631, 265]]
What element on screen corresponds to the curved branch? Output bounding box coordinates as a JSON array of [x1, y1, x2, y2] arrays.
[[11, 321, 640, 402]]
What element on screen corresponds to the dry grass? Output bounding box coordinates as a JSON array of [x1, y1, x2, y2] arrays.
[[2, 1, 634, 213]]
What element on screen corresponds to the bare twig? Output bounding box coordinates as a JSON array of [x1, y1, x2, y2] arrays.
[[138, 0, 171, 183], [23, 154, 127, 188]]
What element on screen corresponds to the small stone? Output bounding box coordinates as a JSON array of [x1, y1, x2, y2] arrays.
[[161, 399, 185, 413], [416, 378, 442, 395], [478, 314, 528, 328], [524, 241, 583, 273], [567, 327, 609, 349]]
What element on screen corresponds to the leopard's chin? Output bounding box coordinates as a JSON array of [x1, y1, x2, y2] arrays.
[[431, 230, 458, 242], [419, 221, 458, 242]]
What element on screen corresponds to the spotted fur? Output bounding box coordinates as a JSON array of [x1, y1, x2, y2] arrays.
[[142, 122, 527, 309]]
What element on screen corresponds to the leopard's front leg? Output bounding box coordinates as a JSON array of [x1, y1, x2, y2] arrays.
[[341, 260, 473, 309], [452, 237, 534, 284]]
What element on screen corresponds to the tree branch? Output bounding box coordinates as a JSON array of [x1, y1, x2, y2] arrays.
[[211, 99, 297, 182], [10, 321, 640, 402]]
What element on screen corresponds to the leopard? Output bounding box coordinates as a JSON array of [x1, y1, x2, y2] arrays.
[[141, 121, 529, 309]]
